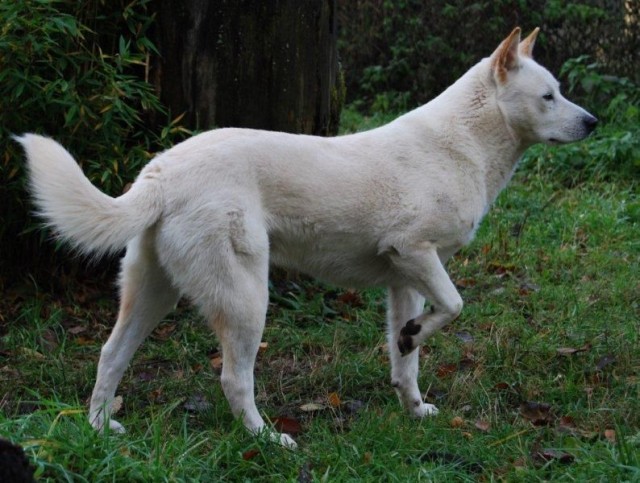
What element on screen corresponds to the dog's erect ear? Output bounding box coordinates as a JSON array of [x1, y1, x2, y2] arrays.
[[491, 27, 521, 84], [519, 27, 540, 58]]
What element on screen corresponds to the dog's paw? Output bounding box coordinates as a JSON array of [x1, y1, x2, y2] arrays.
[[398, 318, 422, 355], [412, 402, 439, 418], [278, 433, 298, 449], [90, 415, 126, 434]]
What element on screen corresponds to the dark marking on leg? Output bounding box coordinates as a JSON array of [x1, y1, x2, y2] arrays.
[[398, 318, 422, 356], [400, 318, 421, 337]]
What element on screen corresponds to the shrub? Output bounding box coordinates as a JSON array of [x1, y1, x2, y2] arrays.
[[338, 1, 639, 113], [0, 0, 189, 279]]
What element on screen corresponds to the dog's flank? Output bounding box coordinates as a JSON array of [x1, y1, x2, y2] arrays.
[[17, 27, 596, 448]]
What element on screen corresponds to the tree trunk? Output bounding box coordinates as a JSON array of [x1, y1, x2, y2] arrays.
[[152, 0, 343, 135]]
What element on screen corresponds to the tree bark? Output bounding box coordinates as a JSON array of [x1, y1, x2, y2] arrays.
[[152, 0, 343, 135]]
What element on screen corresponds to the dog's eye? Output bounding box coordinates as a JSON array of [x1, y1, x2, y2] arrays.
[[543, 93, 554, 101]]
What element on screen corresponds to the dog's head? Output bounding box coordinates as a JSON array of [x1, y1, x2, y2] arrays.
[[490, 27, 597, 146]]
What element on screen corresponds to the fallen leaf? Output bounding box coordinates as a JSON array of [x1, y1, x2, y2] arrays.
[[343, 400, 365, 414], [437, 363, 458, 378], [210, 355, 223, 370], [137, 371, 155, 382], [74, 336, 95, 346], [258, 342, 269, 353], [520, 401, 554, 426], [110, 396, 123, 415], [425, 387, 447, 401], [153, 323, 177, 340], [604, 429, 616, 443], [68, 326, 86, 335], [272, 416, 302, 436], [328, 392, 341, 408], [450, 416, 465, 428], [512, 457, 527, 469], [488, 261, 516, 275], [336, 290, 364, 307], [184, 394, 212, 413], [556, 344, 591, 356], [455, 331, 474, 344], [242, 449, 259, 461], [532, 448, 574, 465], [300, 402, 325, 412], [458, 356, 475, 371], [455, 278, 477, 289], [474, 420, 490, 432], [595, 354, 616, 371], [518, 282, 540, 296]]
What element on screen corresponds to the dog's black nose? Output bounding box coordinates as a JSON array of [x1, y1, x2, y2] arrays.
[[583, 114, 598, 134]]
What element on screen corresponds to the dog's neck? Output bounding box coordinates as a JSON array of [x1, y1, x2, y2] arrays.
[[411, 59, 530, 204]]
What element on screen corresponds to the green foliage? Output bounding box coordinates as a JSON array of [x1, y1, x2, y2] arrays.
[[0, 0, 190, 276], [339, 1, 638, 114]]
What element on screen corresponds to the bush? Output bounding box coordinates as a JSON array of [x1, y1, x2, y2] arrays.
[[338, 1, 639, 113], [0, 0, 189, 279]]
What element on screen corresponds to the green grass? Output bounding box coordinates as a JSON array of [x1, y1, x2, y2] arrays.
[[1, 114, 639, 481]]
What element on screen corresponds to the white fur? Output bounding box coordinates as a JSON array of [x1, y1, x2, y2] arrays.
[[17, 28, 596, 448]]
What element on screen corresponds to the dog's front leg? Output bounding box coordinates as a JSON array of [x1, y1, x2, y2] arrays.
[[388, 245, 463, 356], [387, 286, 438, 417]]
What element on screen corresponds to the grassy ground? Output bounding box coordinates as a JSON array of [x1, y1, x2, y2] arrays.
[[1, 111, 639, 481]]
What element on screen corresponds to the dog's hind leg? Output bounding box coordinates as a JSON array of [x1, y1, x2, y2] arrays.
[[387, 286, 438, 417], [89, 231, 179, 433], [207, 261, 297, 448]]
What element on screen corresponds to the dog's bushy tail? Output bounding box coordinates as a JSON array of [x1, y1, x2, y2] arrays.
[[16, 134, 163, 256]]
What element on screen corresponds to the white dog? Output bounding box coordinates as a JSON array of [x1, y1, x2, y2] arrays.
[[18, 28, 596, 447]]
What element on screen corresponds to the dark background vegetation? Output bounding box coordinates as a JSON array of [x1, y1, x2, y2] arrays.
[[0, 0, 638, 292]]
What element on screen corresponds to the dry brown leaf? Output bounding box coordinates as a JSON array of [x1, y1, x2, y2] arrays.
[[474, 419, 491, 432], [455, 278, 477, 289], [436, 363, 458, 378], [74, 336, 95, 346], [604, 429, 616, 443], [450, 416, 464, 428], [328, 392, 341, 408], [336, 290, 364, 307], [556, 343, 591, 356], [520, 401, 554, 426], [242, 449, 259, 461], [258, 341, 269, 353], [110, 395, 123, 415], [210, 356, 223, 370], [272, 416, 302, 436], [532, 448, 574, 465]]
